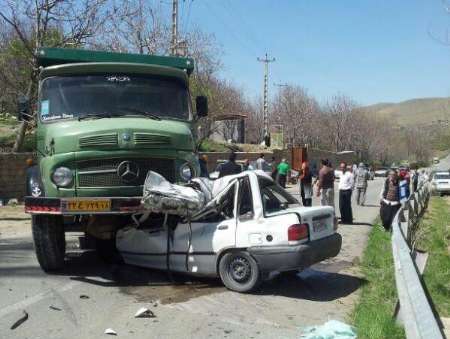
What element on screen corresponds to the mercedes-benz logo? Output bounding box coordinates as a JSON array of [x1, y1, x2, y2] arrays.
[[117, 161, 140, 183]]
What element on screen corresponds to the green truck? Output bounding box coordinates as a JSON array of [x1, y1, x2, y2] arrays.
[[22, 48, 208, 271]]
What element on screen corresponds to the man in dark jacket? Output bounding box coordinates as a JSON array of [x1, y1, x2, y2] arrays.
[[218, 152, 242, 178]]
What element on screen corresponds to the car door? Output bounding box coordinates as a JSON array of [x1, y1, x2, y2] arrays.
[[171, 181, 238, 275], [235, 175, 300, 248]]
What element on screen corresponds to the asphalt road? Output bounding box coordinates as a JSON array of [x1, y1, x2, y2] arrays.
[[0, 178, 384, 339]]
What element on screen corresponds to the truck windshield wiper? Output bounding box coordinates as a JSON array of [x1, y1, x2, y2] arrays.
[[78, 113, 113, 121], [117, 107, 162, 120]]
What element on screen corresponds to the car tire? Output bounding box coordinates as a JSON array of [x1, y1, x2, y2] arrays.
[[32, 214, 66, 271], [218, 251, 262, 293]]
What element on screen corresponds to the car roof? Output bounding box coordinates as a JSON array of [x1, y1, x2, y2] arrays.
[[435, 171, 450, 175]]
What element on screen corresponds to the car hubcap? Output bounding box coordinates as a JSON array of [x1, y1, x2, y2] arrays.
[[229, 256, 251, 282]]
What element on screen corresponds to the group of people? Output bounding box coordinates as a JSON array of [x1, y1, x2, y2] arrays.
[[299, 160, 371, 224], [210, 153, 292, 188], [200, 152, 419, 230]]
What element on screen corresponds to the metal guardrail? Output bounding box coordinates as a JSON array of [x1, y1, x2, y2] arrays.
[[391, 180, 444, 339]]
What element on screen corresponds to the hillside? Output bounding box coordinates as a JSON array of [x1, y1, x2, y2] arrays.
[[364, 97, 450, 126]]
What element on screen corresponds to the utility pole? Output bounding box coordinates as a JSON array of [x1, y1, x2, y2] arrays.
[[170, 0, 179, 56], [257, 53, 275, 145]]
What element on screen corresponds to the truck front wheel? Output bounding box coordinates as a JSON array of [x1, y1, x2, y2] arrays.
[[32, 215, 66, 271], [219, 251, 262, 293]]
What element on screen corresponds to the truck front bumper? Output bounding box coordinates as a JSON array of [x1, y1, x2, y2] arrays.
[[24, 196, 143, 215], [248, 233, 342, 273]]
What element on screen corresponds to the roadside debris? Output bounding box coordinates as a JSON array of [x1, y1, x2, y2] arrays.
[[79, 294, 90, 299], [49, 305, 62, 311], [300, 320, 357, 339], [134, 307, 155, 318], [10, 310, 29, 330], [104, 328, 117, 336]]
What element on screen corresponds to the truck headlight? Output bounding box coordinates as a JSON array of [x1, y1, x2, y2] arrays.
[[52, 167, 73, 187], [180, 163, 193, 181]]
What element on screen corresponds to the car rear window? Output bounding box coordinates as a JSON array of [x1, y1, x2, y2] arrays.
[[258, 177, 299, 215]]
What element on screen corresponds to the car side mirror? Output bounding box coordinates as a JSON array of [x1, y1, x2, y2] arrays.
[[17, 96, 32, 121], [196, 95, 208, 117]]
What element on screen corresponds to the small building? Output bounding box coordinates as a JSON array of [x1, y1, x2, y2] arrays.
[[210, 113, 247, 144]]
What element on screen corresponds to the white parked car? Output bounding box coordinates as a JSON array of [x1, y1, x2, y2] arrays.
[[431, 171, 450, 195], [117, 171, 341, 292], [374, 167, 389, 177]]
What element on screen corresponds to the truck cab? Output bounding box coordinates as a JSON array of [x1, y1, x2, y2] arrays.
[[23, 48, 207, 271]]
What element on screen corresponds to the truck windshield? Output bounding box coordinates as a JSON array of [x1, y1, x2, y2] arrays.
[[39, 75, 190, 121]]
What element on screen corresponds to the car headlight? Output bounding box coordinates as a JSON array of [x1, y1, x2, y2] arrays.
[[52, 167, 73, 187], [180, 163, 193, 181]]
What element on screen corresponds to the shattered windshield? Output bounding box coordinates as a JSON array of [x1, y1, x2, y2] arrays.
[[39, 75, 190, 121]]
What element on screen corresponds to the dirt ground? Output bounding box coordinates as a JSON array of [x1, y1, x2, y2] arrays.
[[0, 205, 31, 238]]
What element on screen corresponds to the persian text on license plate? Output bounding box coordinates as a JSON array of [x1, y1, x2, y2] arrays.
[[313, 220, 327, 232], [64, 199, 111, 212]]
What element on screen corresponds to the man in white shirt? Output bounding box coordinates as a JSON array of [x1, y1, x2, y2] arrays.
[[338, 162, 354, 224], [255, 154, 267, 171]]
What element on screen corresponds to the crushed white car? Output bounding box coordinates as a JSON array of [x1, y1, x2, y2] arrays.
[[117, 171, 342, 293]]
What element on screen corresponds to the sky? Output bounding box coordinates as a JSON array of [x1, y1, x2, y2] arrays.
[[173, 0, 450, 106]]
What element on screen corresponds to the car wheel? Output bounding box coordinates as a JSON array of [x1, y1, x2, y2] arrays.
[[218, 251, 262, 293], [32, 214, 66, 271]]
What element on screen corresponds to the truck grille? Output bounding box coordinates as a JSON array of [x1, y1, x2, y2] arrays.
[[77, 158, 175, 187], [134, 133, 171, 147], [79, 133, 118, 148]]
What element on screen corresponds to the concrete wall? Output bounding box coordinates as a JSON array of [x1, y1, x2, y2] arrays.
[[0, 153, 34, 201]]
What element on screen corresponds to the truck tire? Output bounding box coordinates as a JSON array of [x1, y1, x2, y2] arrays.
[[32, 215, 66, 271], [219, 251, 262, 293]]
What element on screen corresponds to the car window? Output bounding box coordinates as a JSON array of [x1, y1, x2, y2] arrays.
[[258, 177, 299, 215], [238, 177, 254, 218], [219, 184, 236, 219]]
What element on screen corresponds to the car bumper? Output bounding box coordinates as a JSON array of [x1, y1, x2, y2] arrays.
[[248, 233, 342, 272], [434, 186, 450, 193], [24, 196, 143, 215]]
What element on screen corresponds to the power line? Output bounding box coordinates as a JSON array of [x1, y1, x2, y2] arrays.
[[257, 53, 276, 141]]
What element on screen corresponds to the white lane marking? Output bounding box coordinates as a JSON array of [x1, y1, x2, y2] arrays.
[[0, 280, 79, 319]]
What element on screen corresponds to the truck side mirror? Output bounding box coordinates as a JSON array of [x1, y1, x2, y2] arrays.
[[17, 96, 32, 121], [196, 95, 208, 117]]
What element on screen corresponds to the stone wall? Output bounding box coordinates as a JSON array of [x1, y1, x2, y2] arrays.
[[0, 153, 34, 201]]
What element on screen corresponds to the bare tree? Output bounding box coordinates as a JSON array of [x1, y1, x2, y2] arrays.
[[271, 85, 320, 147], [0, 0, 115, 151]]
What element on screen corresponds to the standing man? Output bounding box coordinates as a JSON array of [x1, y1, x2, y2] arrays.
[[218, 152, 242, 178], [299, 161, 313, 206], [270, 156, 278, 180], [338, 162, 354, 224], [256, 154, 267, 170], [317, 159, 335, 208], [380, 169, 401, 231], [355, 162, 369, 206], [277, 158, 290, 188], [198, 154, 209, 178]]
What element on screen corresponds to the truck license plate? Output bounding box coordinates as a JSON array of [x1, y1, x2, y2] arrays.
[[63, 199, 111, 212], [313, 220, 326, 232]]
